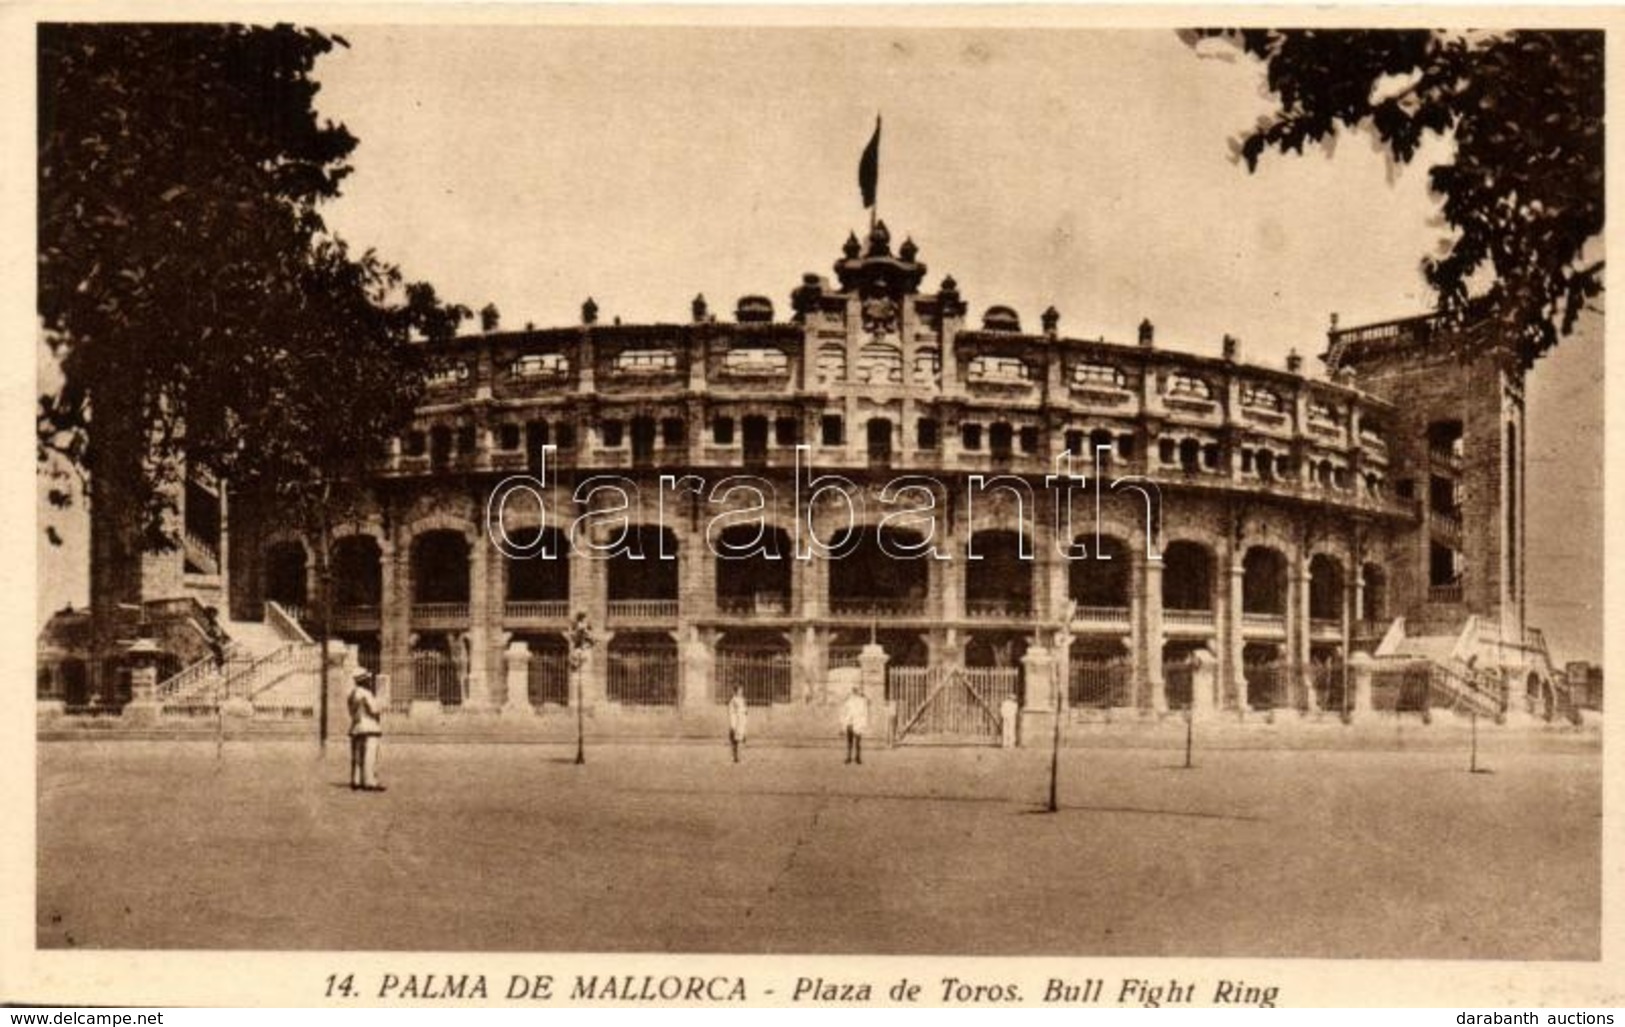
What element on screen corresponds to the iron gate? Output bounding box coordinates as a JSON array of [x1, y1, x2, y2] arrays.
[[888, 666, 1018, 744]]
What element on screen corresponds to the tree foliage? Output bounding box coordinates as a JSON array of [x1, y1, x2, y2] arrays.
[[37, 23, 462, 549], [1187, 29, 1603, 367]]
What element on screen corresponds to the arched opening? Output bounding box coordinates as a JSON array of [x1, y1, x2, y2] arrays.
[[408, 632, 466, 707], [1178, 437, 1201, 472], [1360, 563, 1387, 624], [715, 526, 793, 615], [630, 415, 658, 466], [411, 530, 471, 605], [1068, 637, 1130, 707], [966, 530, 1032, 617], [1309, 553, 1344, 622], [828, 526, 929, 615], [607, 632, 679, 706], [742, 415, 769, 467], [1244, 641, 1288, 709], [1069, 534, 1130, 611], [989, 422, 1014, 459], [264, 542, 308, 611], [607, 526, 679, 603], [715, 629, 792, 705], [332, 536, 382, 609], [1089, 428, 1115, 466], [1163, 640, 1207, 709], [505, 527, 570, 611], [1163, 541, 1214, 611], [866, 417, 893, 467], [1242, 547, 1288, 616], [517, 633, 569, 706]]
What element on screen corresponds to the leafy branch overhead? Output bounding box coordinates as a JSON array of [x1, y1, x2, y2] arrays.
[[37, 23, 467, 548], [1186, 29, 1603, 367]]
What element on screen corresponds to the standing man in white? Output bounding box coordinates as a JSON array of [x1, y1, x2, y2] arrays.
[[347, 666, 385, 792], [999, 691, 1019, 749], [841, 684, 870, 765], [727, 685, 749, 763]]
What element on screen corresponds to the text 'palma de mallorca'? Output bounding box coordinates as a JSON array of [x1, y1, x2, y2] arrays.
[[37, 212, 1584, 746]]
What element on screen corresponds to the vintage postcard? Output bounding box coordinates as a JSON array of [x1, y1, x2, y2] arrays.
[[4, 2, 1619, 1010]]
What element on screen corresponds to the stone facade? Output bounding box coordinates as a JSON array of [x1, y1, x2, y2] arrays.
[[64, 223, 1545, 736]]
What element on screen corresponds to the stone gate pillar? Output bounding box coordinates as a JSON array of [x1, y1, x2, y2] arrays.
[[1349, 651, 1375, 718], [503, 639, 532, 715], [1020, 643, 1057, 746]]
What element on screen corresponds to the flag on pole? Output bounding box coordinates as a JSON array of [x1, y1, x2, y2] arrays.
[[858, 115, 881, 209]]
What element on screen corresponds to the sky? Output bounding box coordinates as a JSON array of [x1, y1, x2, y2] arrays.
[[34, 23, 1605, 664]]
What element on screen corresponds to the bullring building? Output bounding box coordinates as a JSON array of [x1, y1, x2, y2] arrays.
[[40, 222, 1569, 742]]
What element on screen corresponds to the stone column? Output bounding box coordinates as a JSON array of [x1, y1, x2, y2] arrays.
[[793, 626, 827, 704], [579, 553, 610, 704], [1349, 651, 1375, 718], [1020, 643, 1057, 748], [503, 639, 533, 715], [679, 520, 715, 621], [1230, 560, 1248, 713], [464, 530, 494, 711], [1290, 557, 1315, 713], [1214, 544, 1235, 710], [378, 536, 407, 706], [681, 626, 717, 710], [1143, 552, 1166, 714]]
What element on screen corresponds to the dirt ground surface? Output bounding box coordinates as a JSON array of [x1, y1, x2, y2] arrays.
[[36, 734, 1600, 958]]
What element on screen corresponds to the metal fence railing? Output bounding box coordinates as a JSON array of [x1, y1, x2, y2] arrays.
[[714, 651, 793, 705], [1068, 659, 1132, 708], [606, 649, 679, 706], [1164, 658, 1197, 710]]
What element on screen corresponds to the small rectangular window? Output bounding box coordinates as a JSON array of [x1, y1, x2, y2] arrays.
[[714, 417, 735, 446], [404, 431, 426, 457], [961, 424, 983, 451], [917, 418, 940, 450], [499, 423, 521, 451], [456, 424, 477, 456], [821, 414, 845, 447], [662, 418, 685, 447], [602, 420, 624, 448], [1018, 426, 1039, 454], [775, 417, 799, 446], [555, 424, 576, 450]]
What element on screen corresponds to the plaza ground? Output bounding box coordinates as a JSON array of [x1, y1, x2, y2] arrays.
[[36, 731, 1600, 958]]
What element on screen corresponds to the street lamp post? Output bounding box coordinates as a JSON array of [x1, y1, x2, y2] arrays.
[[568, 612, 595, 766], [1047, 601, 1077, 814]]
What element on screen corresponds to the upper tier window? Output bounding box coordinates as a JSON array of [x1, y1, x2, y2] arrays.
[[912, 348, 941, 386], [1072, 362, 1125, 389], [1166, 373, 1213, 401], [614, 349, 677, 376], [722, 347, 789, 377], [816, 344, 846, 384], [426, 361, 471, 387], [1239, 382, 1283, 412], [968, 355, 1033, 385], [510, 352, 569, 379], [856, 342, 903, 385], [1308, 399, 1341, 427]]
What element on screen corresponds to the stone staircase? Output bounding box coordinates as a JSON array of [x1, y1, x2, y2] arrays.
[[156, 602, 321, 717], [1373, 614, 1579, 722]]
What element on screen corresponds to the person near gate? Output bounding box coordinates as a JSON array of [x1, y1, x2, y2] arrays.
[[841, 684, 870, 765], [1000, 692, 1019, 748], [347, 666, 385, 792], [727, 684, 749, 763]]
